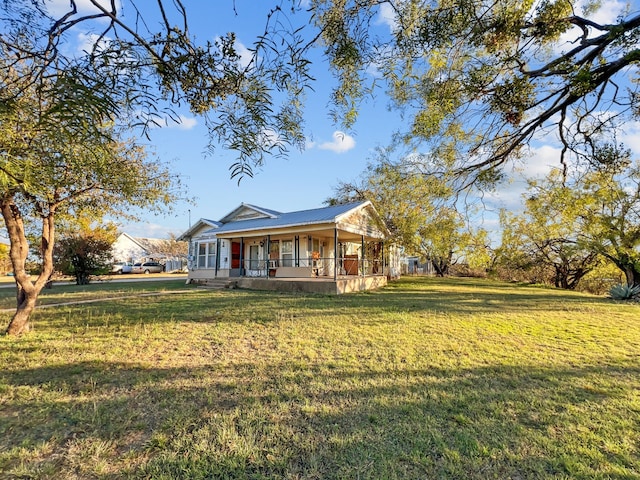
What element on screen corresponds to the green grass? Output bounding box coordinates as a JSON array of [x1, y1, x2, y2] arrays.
[[1, 277, 639, 479], [0, 279, 190, 310]]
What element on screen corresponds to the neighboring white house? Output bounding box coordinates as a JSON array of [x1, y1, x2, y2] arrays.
[[111, 233, 187, 272], [178, 201, 399, 294]]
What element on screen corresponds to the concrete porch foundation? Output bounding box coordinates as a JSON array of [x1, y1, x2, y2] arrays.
[[235, 275, 387, 294]]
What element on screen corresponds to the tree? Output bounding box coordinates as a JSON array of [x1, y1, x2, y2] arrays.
[[153, 234, 189, 258], [0, 51, 180, 335], [577, 148, 640, 287], [1, 1, 313, 178], [329, 148, 490, 276], [496, 172, 601, 289], [0, 242, 9, 274], [497, 145, 640, 289], [0, 1, 315, 335], [311, 0, 640, 184], [54, 222, 118, 285]]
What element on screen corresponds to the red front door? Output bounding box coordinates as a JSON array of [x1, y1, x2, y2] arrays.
[[231, 242, 241, 269]]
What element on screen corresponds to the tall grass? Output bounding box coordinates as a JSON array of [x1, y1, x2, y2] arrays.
[[1, 277, 639, 479]]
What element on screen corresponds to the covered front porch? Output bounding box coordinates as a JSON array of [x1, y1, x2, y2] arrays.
[[231, 229, 385, 281], [188, 228, 389, 293]]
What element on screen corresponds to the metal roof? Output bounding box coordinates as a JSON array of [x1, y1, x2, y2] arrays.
[[176, 218, 222, 241], [211, 201, 371, 235]]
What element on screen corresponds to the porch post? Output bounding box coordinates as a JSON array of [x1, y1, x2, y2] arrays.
[[215, 239, 220, 278], [295, 235, 299, 267], [334, 228, 338, 281], [361, 235, 365, 277], [266, 235, 271, 280], [381, 241, 385, 277], [240, 237, 244, 277]]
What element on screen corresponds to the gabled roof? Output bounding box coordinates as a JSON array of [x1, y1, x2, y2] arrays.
[[218, 203, 281, 224], [177, 218, 222, 241], [117, 232, 143, 249], [210, 201, 378, 235]]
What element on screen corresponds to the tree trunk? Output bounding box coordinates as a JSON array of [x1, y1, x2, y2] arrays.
[[2, 194, 56, 335], [431, 257, 450, 277], [5, 286, 38, 335], [608, 254, 640, 288], [622, 265, 640, 287]]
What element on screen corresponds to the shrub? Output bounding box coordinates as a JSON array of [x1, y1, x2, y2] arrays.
[[608, 283, 640, 300]]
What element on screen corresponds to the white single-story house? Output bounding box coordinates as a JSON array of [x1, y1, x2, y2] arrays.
[[178, 201, 400, 294], [111, 233, 187, 272]]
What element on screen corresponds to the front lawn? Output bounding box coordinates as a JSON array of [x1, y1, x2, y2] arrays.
[[1, 277, 639, 479]]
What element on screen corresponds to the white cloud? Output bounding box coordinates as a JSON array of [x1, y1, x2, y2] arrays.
[[121, 222, 180, 239], [258, 128, 285, 149], [75, 32, 114, 55], [234, 40, 254, 69], [376, 3, 398, 31], [517, 144, 563, 178], [317, 131, 356, 153], [619, 120, 640, 154], [483, 144, 561, 211], [580, 0, 627, 25], [150, 114, 198, 130], [175, 115, 198, 130], [215, 36, 253, 69], [45, 0, 122, 18]]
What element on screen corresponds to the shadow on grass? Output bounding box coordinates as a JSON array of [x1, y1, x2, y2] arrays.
[[29, 285, 620, 332], [2, 358, 639, 479], [0, 279, 194, 310], [1, 277, 626, 335]]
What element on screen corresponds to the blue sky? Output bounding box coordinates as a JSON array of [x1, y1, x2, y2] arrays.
[[54, 0, 404, 238], [43, 0, 640, 241]]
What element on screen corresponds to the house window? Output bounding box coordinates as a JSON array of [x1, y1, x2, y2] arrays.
[[208, 244, 216, 268], [197, 242, 216, 268], [198, 243, 207, 268], [281, 240, 293, 267]]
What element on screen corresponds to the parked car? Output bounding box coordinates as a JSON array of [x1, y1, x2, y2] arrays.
[[131, 262, 164, 274], [112, 261, 133, 274]]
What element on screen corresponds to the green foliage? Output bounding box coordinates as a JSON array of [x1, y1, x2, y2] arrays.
[[495, 169, 601, 289], [0, 35, 183, 333], [533, 0, 573, 39], [1, 1, 314, 179], [329, 147, 492, 276], [312, 0, 640, 185], [576, 153, 640, 288], [608, 283, 640, 300], [54, 222, 118, 285], [0, 243, 9, 274], [495, 144, 640, 290]]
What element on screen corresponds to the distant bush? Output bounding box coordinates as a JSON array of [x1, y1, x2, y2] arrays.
[[577, 263, 624, 296], [450, 264, 487, 278], [489, 263, 554, 285]]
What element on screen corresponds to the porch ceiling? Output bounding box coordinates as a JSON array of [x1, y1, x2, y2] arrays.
[[214, 225, 385, 242]]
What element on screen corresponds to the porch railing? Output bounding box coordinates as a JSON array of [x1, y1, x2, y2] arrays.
[[242, 257, 384, 278]]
